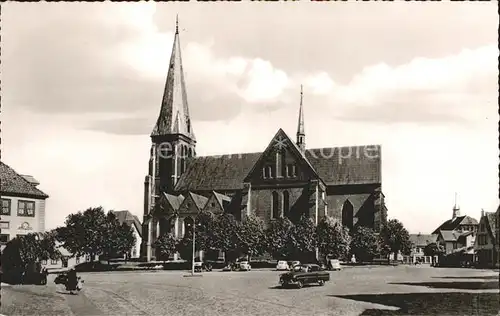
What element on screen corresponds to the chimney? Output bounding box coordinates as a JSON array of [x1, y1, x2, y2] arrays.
[[21, 175, 40, 187], [481, 208, 485, 217]]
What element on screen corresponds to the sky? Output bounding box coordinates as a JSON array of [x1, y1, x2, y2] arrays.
[[2, 2, 498, 234]]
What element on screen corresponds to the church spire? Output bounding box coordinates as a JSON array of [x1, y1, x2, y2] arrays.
[[296, 85, 305, 152], [452, 192, 461, 220], [151, 16, 195, 141]]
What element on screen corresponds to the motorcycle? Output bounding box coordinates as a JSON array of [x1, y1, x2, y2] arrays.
[[54, 274, 84, 294]]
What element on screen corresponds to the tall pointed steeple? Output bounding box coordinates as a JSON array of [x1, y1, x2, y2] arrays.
[[296, 85, 305, 152], [151, 16, 195, 141]]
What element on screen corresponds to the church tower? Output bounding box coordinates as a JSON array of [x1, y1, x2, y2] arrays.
[[296, 85, 306, 152], [142, 17, 196, 260]]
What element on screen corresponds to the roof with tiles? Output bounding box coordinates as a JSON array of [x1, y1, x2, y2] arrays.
[[164, 193, 185, 210], [439, 230, 459, 242], [432, 215, 478, 234], [213, 191, 231, 209], [485, 212, 498, 243], [189, 192, 209, 210], [111, 210, 142, 238], [409, 234, 438, 247], [0, 162, 49, 199], [174, 145, 381, 192]]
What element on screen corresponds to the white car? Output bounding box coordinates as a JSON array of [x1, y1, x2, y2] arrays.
[[276, 261, 289, 271], [239, 261, 251, 271]]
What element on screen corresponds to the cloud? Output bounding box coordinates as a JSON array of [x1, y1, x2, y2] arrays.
[[304, 44, 498, 124]]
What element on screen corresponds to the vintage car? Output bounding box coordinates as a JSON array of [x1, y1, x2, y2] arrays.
[[279, 264, 330, 288], [239, 261, 251, 271], [276, 261, 289, 271]]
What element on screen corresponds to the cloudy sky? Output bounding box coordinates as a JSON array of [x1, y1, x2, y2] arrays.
[[2, 2, 498, 233]]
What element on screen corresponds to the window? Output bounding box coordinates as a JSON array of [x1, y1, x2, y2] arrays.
[[283, 191, 290, 218], [51, 259, 58, 265], [76, 257, 80, 264], [263, 165, 273, 179], [271, 191, 280, 219], [211, 202, 215, 207], [1, 199, 11, 215], [0, 221, 9, 229], [342, 200, 354, 230], [17, 200, 35, 217], [42, 260, 47, 265], [286, 164, 297, 178], [0, 234, 9, 243]]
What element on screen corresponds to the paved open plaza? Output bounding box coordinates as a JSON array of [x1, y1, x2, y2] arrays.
[[1, 266, 498, 316]]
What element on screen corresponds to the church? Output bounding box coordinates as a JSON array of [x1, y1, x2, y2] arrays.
[[141, 20, 388, 262]]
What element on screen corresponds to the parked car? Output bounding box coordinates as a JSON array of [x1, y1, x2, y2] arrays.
[[279, 264, 330, 288], [276, 261, 289, 271], [327, 259, 342, 271], [194, 262, 213, 272], [288, 261, 301, 270], [239, 261, 252, 271]]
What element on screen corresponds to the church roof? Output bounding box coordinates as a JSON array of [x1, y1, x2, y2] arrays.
[[151, 19, 195, 140], [305, 146, 381, 185], [0, 161, 49, 199], [174, 145, 381, 192]]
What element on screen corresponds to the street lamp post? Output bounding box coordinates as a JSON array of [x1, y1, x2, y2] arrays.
[[191, 221, 196, 276]]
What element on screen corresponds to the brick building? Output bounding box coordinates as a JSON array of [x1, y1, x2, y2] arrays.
[[141, 20, 387, 261]]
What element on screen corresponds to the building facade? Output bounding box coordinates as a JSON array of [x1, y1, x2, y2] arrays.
[[474, 209, 498, 268], [140, 20, 387, 262], [0, 162, 49, 252], [407, 233, 438, 264], [111, 210, 143, 259]]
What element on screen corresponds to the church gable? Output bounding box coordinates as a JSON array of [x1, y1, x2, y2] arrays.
[[244, 129, 320, 184], [178, 192, 208, 215], [202, 191, 231, 214], [156, 193, 184, 217]]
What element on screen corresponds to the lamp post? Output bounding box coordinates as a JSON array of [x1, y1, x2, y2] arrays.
[[191, 221, 196, 276], [185, 220, 202, 277]]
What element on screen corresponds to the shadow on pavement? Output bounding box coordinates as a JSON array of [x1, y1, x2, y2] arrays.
[[389, 281, 499, 290], [332, 292, 499, 315], [432, 276, 499, 280]]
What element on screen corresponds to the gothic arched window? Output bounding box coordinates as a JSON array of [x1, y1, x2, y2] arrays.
[[184, 216, 194, 237], [342, 200, 354, 230], [283, 191, 290, 218], [272, 191, 280, 219]]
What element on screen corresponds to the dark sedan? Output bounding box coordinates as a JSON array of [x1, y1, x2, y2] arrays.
[[279, 264, 330, 288]]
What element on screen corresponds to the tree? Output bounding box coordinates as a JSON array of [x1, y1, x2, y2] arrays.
[[423, 242, 445, 257], [379, 219, 412, 258], [56, 206, 108, 260], [195, 211, 218, 252], [212, 213, 240, 262], [2, 232, 60, 282], [153, 233, 177, 262], [289, 215, 317, 262], [101, 212, 122, 263], [350, 226, 379, 263], [116, 222, 136, 261], [265, 217, 295, 260], [316, 216, 351, 261], [237, 215, 266, 261]]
